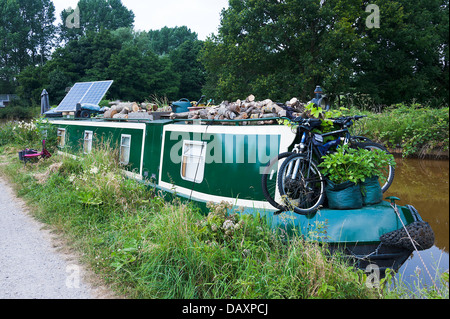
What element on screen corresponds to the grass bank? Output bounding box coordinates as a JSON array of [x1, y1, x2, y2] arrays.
[[351, 104, 449, 159], [0, 142, 382, 299]]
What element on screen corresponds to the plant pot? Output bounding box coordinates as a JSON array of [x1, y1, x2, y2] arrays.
[[325, 180, 363, 210], [360, 176, 383, 206]]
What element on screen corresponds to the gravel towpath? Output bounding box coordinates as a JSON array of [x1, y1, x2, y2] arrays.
[[0, 176, 108, 299]]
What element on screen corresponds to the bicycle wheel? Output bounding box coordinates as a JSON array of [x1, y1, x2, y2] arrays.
[[261, 152, 293, 210], [352, 141, 395, 193], [277, 153, 325, 215]]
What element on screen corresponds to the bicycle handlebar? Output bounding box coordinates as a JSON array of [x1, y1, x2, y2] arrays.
[[280, 115, 367, 127], [330, 115, 367, 127]]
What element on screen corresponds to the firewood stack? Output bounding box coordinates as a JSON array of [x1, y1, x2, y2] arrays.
[[169, 95, 306, 125], [102, 95, 306, 125], [103, 101, 158, 120]]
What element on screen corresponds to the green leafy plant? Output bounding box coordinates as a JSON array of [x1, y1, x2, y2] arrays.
[[318, 145, 396, 185], [305, 102, 351, 134]]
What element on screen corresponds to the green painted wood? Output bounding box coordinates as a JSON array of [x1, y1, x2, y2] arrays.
[[54, 121, 144, 175], [160, 130, 281, 201]]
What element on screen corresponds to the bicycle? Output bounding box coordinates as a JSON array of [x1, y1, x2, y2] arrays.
[[261, 116, 395, 215]]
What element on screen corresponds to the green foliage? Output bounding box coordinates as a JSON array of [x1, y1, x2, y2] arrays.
[[319, 145, 396, 184], [169, 40, 205, 100], [15, 26, 203, 104], [106, 43, 180, 101], [59, 0, 135, 41], [0, 0, 56, 90], [0, 117, 55, 147], [0, 101, 40, 120], [382, 268, 449, 299], [200, 0, 449, 105], [148, 26, 198, 56], [304, 102, 350, 134], [356, 104, 449, 158]]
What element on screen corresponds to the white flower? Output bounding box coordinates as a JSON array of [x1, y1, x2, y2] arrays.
[[223, 220, 235, 230], [90, 166, 99, 174]]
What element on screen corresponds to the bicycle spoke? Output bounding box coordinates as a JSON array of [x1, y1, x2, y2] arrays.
[[278, 154, 325, 215]]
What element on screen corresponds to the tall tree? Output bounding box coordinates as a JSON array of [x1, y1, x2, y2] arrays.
[[148, 26, 198, 56], [17, 28, 183, 104], [107, 43, 180, 101], [59, 0, 135, 42], [200, 0, 340, 102], [352, 0, 449, 105], [169, 40, 205, 100], [200, 0, 449, 105], [0, 0, 56, 92]]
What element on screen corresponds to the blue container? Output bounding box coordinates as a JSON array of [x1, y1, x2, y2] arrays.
[[171, 98, 191, 113]]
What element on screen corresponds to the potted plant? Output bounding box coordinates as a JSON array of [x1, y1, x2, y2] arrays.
[[318, 145, 396, 209], [356, 146, 396, 205]]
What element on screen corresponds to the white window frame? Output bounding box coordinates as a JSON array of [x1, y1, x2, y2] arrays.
[[83, 130, 93, 154], [57, 128, 66, 148], [180, 140, 207, 184], [120, 134, 132, 165]]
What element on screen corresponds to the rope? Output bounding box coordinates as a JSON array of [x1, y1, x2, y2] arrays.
[[390, 202, 438, 291]]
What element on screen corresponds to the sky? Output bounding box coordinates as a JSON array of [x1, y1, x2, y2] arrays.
[[52, 0, 229, 40]]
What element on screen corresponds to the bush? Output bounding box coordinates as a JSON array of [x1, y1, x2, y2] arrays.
[[0, 99, 40, 120], [353, 104, 449, 157], [0, 117, 57, 149]]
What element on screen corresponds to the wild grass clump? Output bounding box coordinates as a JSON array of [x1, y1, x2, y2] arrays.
[[1, 144, 377, 299], [353, 104, 449, 158], [382, 267, 449, 299], [129, 201, 374, 299], [0, 117, 56, 149]]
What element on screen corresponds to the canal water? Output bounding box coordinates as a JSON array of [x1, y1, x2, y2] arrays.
[[384, 157, 449, 290]]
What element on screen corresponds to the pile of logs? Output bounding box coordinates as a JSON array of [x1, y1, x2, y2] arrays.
[[103, 101, 159, 120], [102, 95, 307, 125], [169, 95, 306, 125]]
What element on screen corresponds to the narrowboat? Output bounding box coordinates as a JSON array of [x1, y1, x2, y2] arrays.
[[44, 81, 435, 272]]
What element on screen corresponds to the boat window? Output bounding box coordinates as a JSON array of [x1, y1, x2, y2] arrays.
[[57, 128, 66, 148], [83, 130, 93, 154], [181, 140, 207, 184], [120, 134, 131, 165]]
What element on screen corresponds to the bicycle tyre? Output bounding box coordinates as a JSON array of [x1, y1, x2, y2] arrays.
[[261, 152, 293, 210], [277, 153, 325, 215], [352, 141, 395, 193]]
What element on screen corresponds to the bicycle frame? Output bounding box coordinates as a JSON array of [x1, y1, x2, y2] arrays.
[[283, 120, 357, 186]]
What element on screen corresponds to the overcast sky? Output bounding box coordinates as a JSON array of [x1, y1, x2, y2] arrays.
[[53, 0, 229, 40]]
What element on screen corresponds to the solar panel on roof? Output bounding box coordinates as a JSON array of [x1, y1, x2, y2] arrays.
[[54, 80, 113, 112]]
